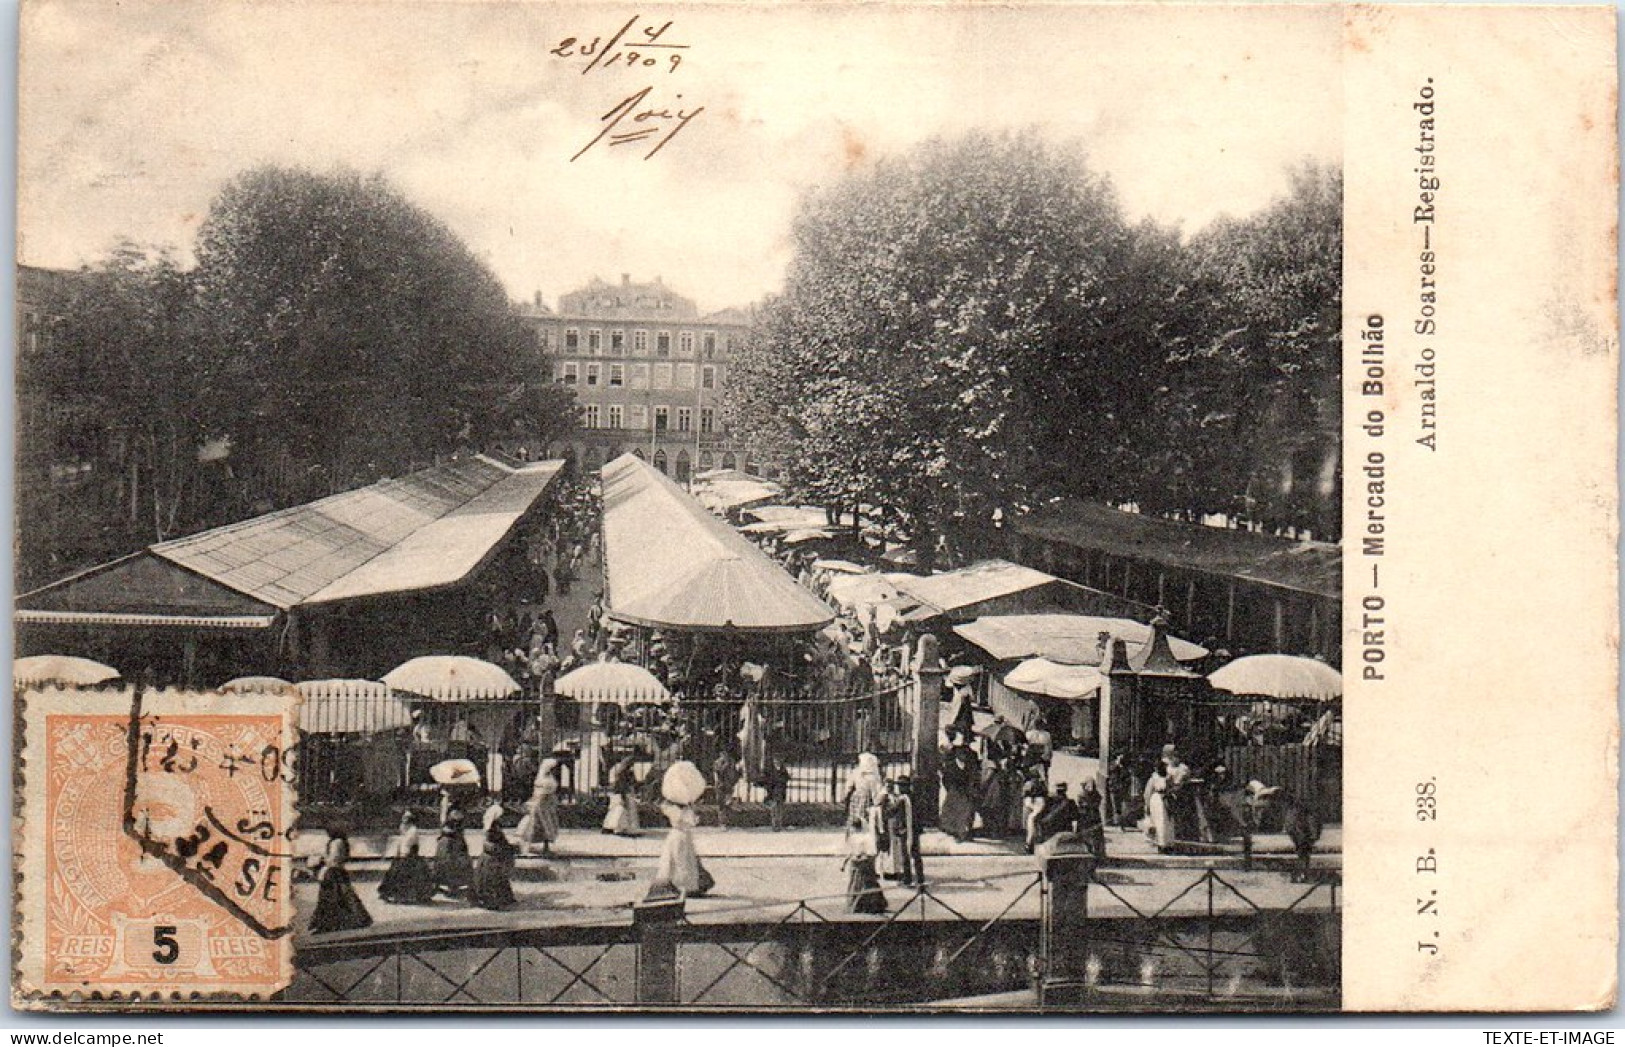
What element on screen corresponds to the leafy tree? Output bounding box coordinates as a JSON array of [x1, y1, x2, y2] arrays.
[[25, 243, 222, 542], [193, 166, 575, 498], [728, 131, 1158, 568], [1158, 162, 1343, 536]]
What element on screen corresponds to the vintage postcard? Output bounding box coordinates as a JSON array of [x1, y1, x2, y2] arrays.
[[11, 0, 1617, 1013]]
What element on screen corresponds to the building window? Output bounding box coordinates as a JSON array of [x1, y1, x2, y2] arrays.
[[633, 330, 648, 355], [724, 334, 739, 352], [630, 364, 650, 390], [607, 404, 624, 429], [656, 331, 671, 357], [653, 449, 668, 474], [678, 331, 695, 357], [535, 328, 550, 350], [561, 361, 579, 385], [653, 363, 673, 390], [565, 328, 579, 350], [610, 330, 625, 355], [700, 450, 714, 469], [629, 404, 648, 430], [700, 407, 716, 434], [587, 329, 602, 354], [676, 363, 696, 389], [585, 362, 601, 386], [654, 406, 669, 431], [702, 365, 717, 390], [582, 404, 600, 429], [702, 331, 716, 357], [609, 364, 625, 388], [676, 407, 692, 432]]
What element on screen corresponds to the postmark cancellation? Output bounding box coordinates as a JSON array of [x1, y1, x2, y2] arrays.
[[14, 687, 298, 1003]]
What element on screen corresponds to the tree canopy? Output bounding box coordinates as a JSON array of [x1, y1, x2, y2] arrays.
[[23, 166, 576, 563], [727, 134, 1341, 561]]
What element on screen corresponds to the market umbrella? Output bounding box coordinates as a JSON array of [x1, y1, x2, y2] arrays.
[[382, 656, 520, 699], [554, 662, 671, 705], [1003, 658, 1106, 701], [429, 758, 481, 786], [385, 656, 522, 793], [780, 528, 836, 545], [221, 675, 297, 695], [812, 559, 867, 574], [14, 655, 121, 687], [295, 679, 414, 734], [1208, 654, 1342, 702]]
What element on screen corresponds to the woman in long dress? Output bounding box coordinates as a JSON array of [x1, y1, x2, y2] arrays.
[[938, 734, 980, 843], [433, 812, 475, 897], [378, 812, 436, 905], [843, 753, 886, 835], [310, 827, 373, 933], [472, 807, 518, 910], [602, 754, 641, 836], [843, 806, 888, 914], [517, 758, 562, 855], [646, 761, 714, 899], [1143, 763, 1172, 851]]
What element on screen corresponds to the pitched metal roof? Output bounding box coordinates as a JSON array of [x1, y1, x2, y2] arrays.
[[1013, 499, 1340, 599], [893, 560, 1060, 616], [151, 456, 562, 608]]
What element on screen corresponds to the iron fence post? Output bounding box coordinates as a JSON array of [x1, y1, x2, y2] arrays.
[[634, 895, 686, 1005]]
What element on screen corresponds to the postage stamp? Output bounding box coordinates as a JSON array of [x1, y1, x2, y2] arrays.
[[14, 687, 298, 1002]]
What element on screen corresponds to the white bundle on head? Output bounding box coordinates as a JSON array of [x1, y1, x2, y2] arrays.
[[662, 760, 708, 806]]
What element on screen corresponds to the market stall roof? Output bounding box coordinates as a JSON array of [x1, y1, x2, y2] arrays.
[[1013, 498, 1340, 599], [953, 613, 1207, 665], [692, 474, 784, 513], [1209, 653, 1342, 701], [1004, 658, 1105, 700], [17, 456, 563, 624], [894, 560, 1062, 620], [600, 453, 835, 633]]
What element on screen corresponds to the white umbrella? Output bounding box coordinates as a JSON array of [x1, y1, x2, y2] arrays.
[[295, 679, 414, 734], [812, 559, 868, 574], [14, 655, 120, 687], [1004, 658, 1106, 701], [429, 758, 481, 786], [554, 662, 671, 705], [1209, 654, 1342, 702], [382, 656, 520, 699]]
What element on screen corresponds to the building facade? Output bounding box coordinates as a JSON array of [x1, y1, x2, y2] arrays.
[[516, 275, 758, 483]]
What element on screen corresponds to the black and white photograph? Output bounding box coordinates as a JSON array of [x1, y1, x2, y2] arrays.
[[14, 0, 1451, 1014]]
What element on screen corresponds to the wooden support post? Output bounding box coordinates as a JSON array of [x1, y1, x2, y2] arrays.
[[634, 896, 685, 1005], [911, 635, 944, 826]]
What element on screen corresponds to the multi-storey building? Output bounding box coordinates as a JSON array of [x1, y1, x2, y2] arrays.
[[516, 275, 758, 483]]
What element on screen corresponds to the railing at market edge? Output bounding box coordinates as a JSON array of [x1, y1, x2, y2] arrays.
[[294, 679, 919, 811], [282, 865, 1339, 1009]]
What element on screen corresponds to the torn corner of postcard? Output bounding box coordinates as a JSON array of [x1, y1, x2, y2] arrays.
[[14, 686, 300, 1006]]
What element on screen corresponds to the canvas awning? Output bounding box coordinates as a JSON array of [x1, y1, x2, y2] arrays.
[[954, 613, 1207, 665], [600, 454, 835, 633]]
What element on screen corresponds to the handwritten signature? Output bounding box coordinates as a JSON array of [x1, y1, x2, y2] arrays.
[[571, 85, 704, 162]]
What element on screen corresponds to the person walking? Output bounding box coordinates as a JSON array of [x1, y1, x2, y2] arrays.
[[1076, 779, 1108, 859], [763, 757, 789, 831], [603, 754, 642, 836], [1143, 762, 1173, 852], [433, 812, 475, 897], [881, 776, 924, 887], [1035, 782, 1080, 849], [310, 825, 372, 933], [471, 804, 518, 910], [711, 750, 740, 828], [647, 761, 714, 899], [378, 812, 435, 905], [517, 758, 562, 856], [843, 752, 887, 836], [939, 730, 980, 843]]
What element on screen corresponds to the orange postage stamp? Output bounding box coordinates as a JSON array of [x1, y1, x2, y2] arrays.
[[15, 686, 298, 1002]]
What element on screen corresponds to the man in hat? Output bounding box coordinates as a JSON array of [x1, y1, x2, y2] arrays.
[[1035, 781, 1080, 849]]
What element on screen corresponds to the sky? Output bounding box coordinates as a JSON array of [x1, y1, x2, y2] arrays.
[[18, 1, 1342, 314]]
